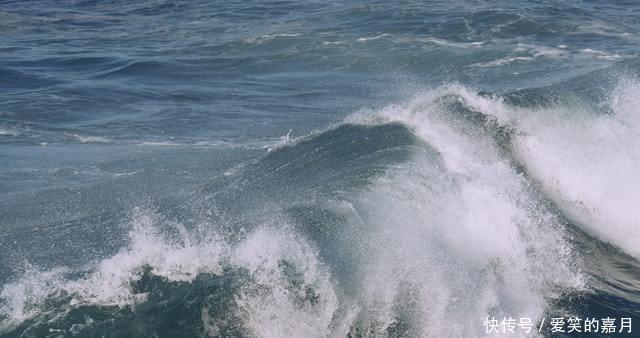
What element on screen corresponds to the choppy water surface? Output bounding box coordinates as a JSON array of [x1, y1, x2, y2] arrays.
[[1, 1, 639, 337]]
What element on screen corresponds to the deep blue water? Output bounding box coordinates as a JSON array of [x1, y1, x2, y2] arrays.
[[1, 1, 640, 337]]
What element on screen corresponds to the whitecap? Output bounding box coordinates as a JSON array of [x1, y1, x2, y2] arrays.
[[72, 134, 111, 143]]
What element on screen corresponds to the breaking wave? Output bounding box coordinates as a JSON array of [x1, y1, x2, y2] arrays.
[[4, 74, 640, 337]]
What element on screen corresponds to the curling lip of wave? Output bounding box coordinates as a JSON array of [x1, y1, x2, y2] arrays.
[[355, 82, 640, 259]]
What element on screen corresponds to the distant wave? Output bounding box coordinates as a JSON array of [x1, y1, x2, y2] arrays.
[[0, 68, 60, 90], [72, 134, 112, 144], [0, 128, 20, 137]]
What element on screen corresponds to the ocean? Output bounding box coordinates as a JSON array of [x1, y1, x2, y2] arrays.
[[1, 0, 639, 337]]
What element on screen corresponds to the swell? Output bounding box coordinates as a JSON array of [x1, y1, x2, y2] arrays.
[[503, 57, 640, 111], [0, 68, 60, 90], [94, 60, 203, 81]]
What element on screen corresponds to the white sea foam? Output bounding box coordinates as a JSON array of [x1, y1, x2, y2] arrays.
[[245, 33, 301, 44], [346, 87, 583, 335], [0, 128, 20, 137], [578, 48, 624, 61], [508, 79, 640, 258], [382, 82, 640, 259], [0, 266, 68, 332], [471, 43, 570, 68], [357, 34, 389, 42], [470, 56, 535, 68], [266, 129, 293, 152], [113, 171, 137, 177], [230, 227, 338, 338], [0, 211, 227, 332], [0, 210, 339, 337], [72, 134, 111, 143], [322, 41, 343, 45], [516, 43, 570, 59], [417, 37, 485, 48], [433, 81, 640, 259], [139, 141, 180, 146]]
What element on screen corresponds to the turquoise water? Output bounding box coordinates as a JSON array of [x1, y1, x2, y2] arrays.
[[1, 1, 639, 337]]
